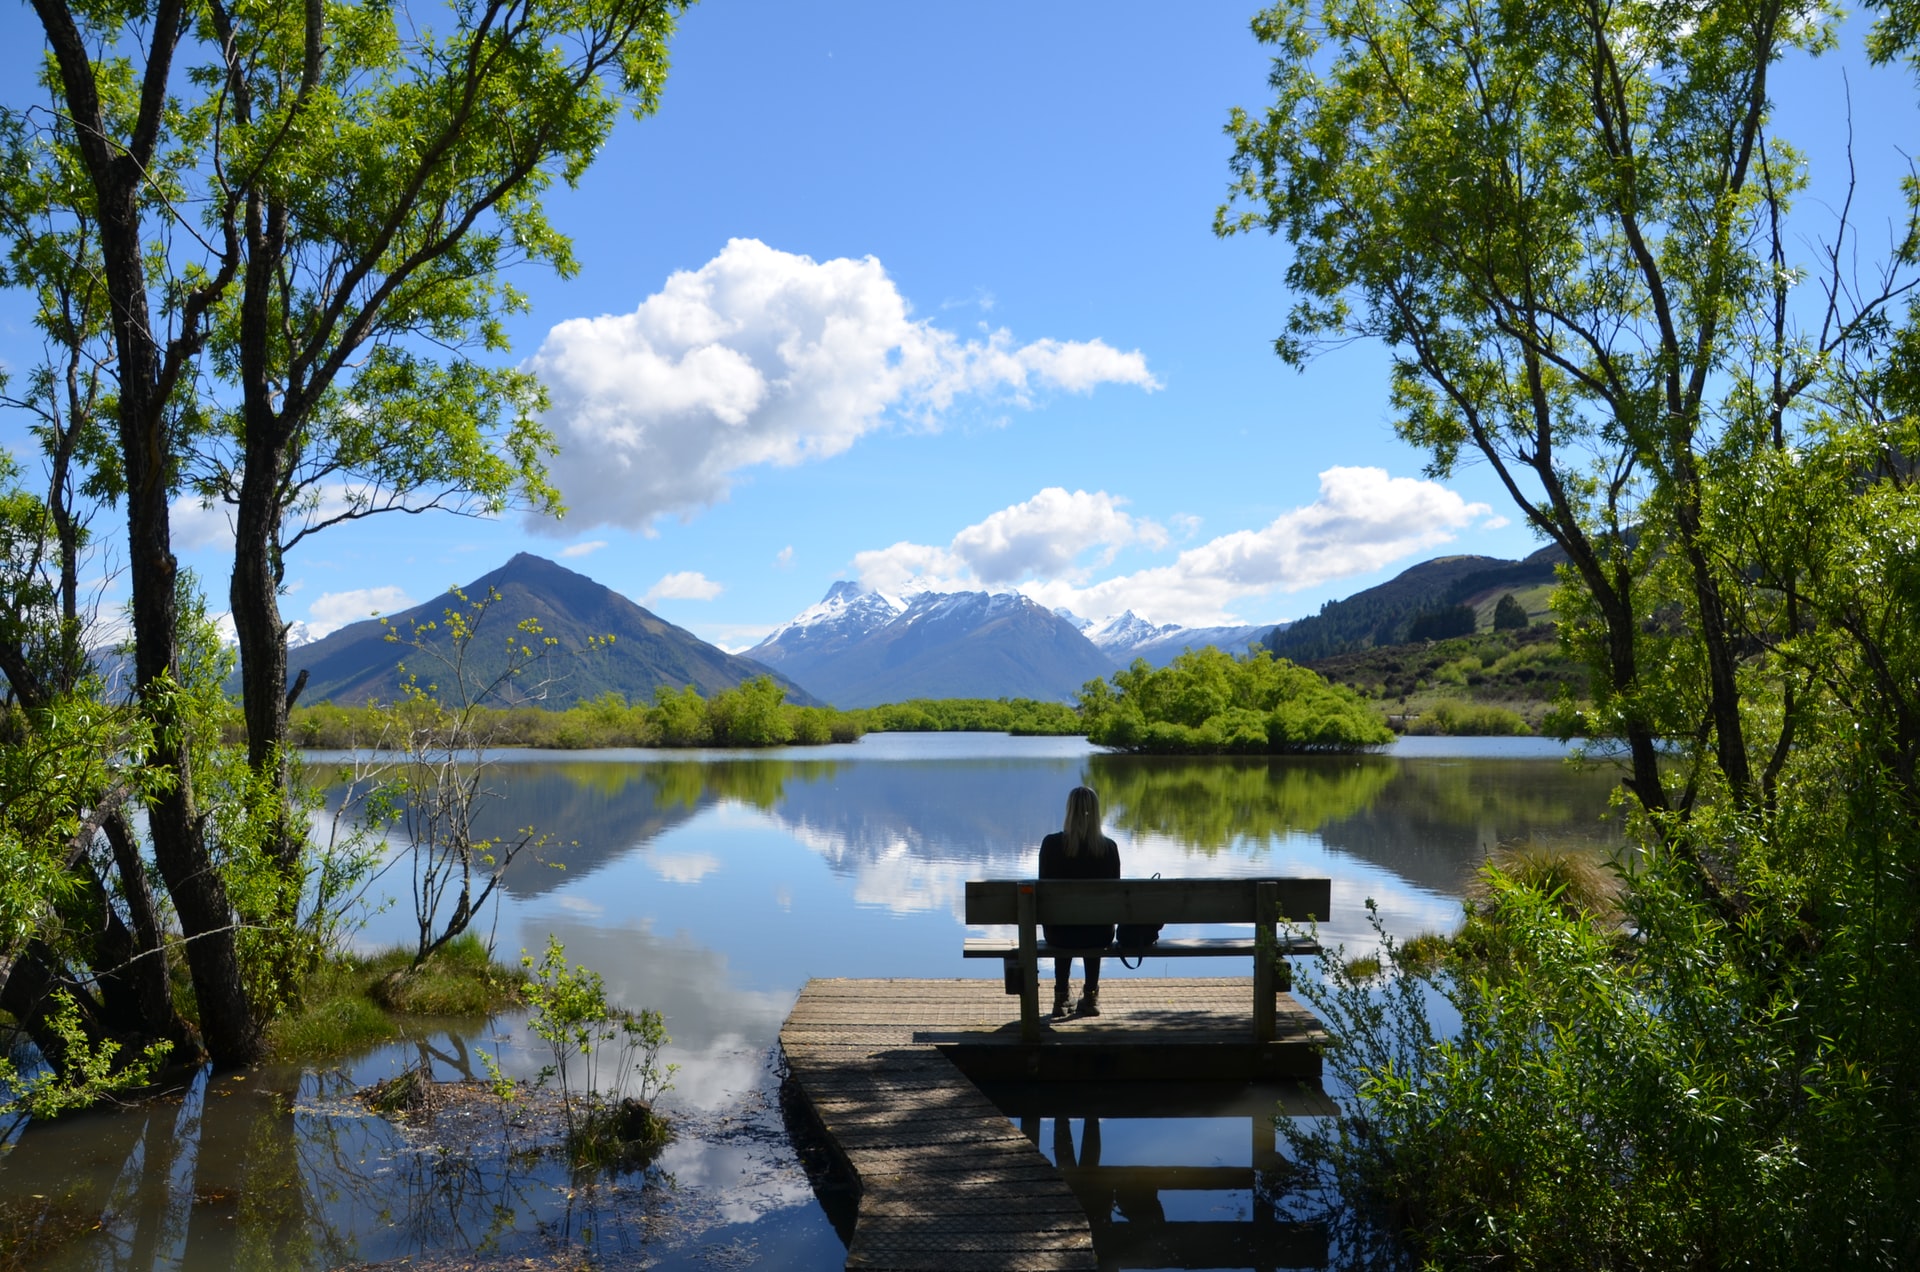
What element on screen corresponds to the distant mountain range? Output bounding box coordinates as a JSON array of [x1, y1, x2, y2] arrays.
[[1069, 609, 1275, 668], [257, 545, 1567, 714], [291, 553, 816, 708], [747, 586, 1116, 707], [743, 583, 1280, 708]]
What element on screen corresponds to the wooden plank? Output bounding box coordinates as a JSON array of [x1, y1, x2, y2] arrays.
[[780, 977, 1336, 1270], [962, 936, 1323, 957], [965, 877, 1331, 925]]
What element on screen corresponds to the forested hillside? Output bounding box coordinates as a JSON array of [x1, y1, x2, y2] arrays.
[[1266, 545, 1565, 660]]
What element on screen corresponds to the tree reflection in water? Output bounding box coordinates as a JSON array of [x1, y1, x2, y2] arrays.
[[0, 1035, 696, 1271]]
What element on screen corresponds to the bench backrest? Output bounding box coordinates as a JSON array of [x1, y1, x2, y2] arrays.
[[965, 877, 1330, 926]]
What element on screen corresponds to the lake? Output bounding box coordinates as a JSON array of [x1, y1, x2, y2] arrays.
[[0, 735, 1625, 1270]]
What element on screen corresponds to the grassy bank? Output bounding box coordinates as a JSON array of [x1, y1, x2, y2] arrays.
[[266, 935, 526, 1060]]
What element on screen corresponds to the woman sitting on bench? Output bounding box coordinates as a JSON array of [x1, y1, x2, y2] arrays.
[[1039, 785, 1120, 1018]]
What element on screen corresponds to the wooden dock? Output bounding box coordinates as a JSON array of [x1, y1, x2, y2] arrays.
[[779, 977, 1330, 1271]]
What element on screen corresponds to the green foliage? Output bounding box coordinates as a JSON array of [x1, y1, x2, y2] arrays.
[[705, 675, 794, 746], [522, 936, 676, 1166], [1088, 753, 1394, 849], [297, 686, 1120, 749], [1310, 626, 1583, 724], [0, 0, 697, 1075], [264, 937, 525, 1061], [0, 993, 172, 1122], [854, 697, 1083, 735], [1079, 647, 1392, 754], [1492, 592, 1529, 631], [1224, 0, 1920, 1261], [265, 991, 397, 1062]]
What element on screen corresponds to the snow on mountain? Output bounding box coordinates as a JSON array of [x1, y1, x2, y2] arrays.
[[753, 584, 1113, 706], [1083, 610, 1178, 653], [748, 581, 905, 668], [1078, 612, 1279, 668]]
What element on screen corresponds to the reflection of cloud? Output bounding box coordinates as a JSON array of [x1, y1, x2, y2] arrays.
[[555, 894, 604, 916], [519, 915, 795, 1110], [778, 818, 1036, 918], [653, 1112, 815, 1225], [650, 851, 722, 884]]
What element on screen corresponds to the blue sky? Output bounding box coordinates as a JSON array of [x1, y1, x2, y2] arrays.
[[0, 2, 1913, 651]]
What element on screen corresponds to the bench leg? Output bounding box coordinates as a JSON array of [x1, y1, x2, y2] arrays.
[[1254, 881, 1277, 1043]]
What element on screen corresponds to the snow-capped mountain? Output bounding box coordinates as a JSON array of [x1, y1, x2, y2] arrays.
[[1070, 609, 1278, 668], [1083, 610, 1178, 653], [751, 583, 1114, 707], [748, 581, 905, 670]]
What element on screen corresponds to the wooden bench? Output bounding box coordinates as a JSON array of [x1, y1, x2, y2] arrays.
[[963, 877, 1329, 1044]]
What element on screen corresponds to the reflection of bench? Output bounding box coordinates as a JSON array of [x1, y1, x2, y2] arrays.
[[963, 878, 1328, 1043]]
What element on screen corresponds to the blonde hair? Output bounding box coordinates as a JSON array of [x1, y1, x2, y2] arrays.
[[1061, 786, 1107, 857]]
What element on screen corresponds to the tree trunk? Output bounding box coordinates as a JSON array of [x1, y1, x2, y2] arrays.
[[32, 0, 265, 1068], [230, 423, 297, 866]]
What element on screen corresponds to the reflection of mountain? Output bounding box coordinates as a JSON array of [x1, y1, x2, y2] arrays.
[[468, 759, 845, 897], [765, 759, 1084, 869], [758, 758, 1089, 914], [326, 748, 1624, 919]]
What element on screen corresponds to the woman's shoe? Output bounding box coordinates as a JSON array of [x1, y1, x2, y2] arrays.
[[1076, 986, 1101, 1017], [1051, 982, 1072, 1019]]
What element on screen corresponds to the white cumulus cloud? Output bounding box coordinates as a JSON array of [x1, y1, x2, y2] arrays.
[[642, 571, 724, 603], [525, 238, 1158, 532], [853, 467, 1495, 627], [855, 487, 1165, 595], [307, 586, 414, 639], [1024, 468, 1493, 624], [171, 499, 234, 551], [561, 540, 608, 558]]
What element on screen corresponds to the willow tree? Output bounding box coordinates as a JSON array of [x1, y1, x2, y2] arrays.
[[5, 0, 689, 1068], [1221, 3, 1920, 1259], [1218, 0, 1913, 821]]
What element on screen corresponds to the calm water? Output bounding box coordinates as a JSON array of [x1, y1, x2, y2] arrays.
[[0, 735, 1624, 1270]]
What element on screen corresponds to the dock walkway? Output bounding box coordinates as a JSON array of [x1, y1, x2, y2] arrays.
[[778, 977, 1327, 1271]]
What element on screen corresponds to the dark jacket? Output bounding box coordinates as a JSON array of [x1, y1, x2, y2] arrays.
[[1038, 831, 1120, 949]]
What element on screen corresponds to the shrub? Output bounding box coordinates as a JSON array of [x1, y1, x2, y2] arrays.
[[1081, 648, 1392, 754], [1408, 698, 1530, 736]]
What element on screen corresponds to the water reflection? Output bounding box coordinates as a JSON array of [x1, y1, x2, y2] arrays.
[[986, 1081, 1335, 1271], [6, 738, 1625, 1270], [365, 744, 1623, 924]]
